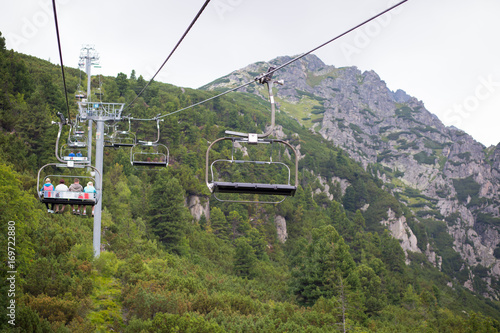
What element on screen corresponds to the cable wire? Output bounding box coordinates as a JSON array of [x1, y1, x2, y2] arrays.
[[124, 0, 211, 112], [133, 0, 408, 122], [52, 0, 71, 122]]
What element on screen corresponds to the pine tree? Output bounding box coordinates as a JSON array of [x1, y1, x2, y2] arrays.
[[342, 186, 356, 212], [210, 207, 230, 241], [291, 225, 357, 306], [148, 172, 187, 254], [352, 209, 366, 232], [233, 237, 257, 278], [115, 72, 128, 97]]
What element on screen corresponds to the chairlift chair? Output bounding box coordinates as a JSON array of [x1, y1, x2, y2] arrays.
[[53, 115, 90, 166], [207, 138, 298, 199], [73, 116, 86, 135], [37, 162, 101, 206], [111, 117, 136, 147], [60, 144, 89, 163], [75, 92, 86, 100], [103, 124, 115, 148], [67, 123, 87, 149], [130, 141, 169, 167], [130, 117, 169, 168], [205, 68, 298, 204], [75, 84, 86, 101]]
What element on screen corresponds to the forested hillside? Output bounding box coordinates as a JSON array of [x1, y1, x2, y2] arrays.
[[1, 31, 500, 332]]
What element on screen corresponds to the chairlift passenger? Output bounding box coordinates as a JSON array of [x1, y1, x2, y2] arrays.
[[69, 178, 84, 215], [41, 178, 55, 213], [83, 181, 97, 217], [54, 179, 69, 213]]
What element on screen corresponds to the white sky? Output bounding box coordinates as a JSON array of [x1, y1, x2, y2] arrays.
[[1, 0, 500, 146]]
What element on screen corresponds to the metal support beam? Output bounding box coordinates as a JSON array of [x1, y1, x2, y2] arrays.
[[93, 120, 104, 257], [79, 45, 98, 165]]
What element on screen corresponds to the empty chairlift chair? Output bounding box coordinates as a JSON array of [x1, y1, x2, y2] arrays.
[[205, 67, 298, 204], [130, 118, 169, 169], [207, 137, 298, 200], [111, 117, 136, 147], [67, 123, 87, 149], [103, 124, 115, 148]]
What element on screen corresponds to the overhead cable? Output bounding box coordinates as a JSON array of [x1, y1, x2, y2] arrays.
[[136, 0, 408, 121], [124, 0, 212, 111], [52, 0, 71, 122]]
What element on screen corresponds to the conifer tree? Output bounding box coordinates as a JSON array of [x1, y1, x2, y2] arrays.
[[233, 237, 257, 278], [115, 72, 128, 97], [148, 172, 187, 254], [210, 207, 230, 240], [291, 225, 357, 306]]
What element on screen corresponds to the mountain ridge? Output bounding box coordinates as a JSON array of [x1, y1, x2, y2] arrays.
[[201, 54, 500, 299], [2, 32, 500, 329]]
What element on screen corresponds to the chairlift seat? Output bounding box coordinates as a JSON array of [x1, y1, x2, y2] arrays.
[[68, 142, 86, 148], [40, 191, 96, 205], [212, 181, 296, 196], [63, 156, 88, 162], [132, 160, 168, 167], [113, 142, 134, 147]]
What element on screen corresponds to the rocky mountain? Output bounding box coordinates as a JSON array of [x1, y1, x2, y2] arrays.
[[201, 54, 500, 299]]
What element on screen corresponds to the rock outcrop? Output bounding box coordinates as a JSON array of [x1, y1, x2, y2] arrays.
[[202, 54, 500, 298]]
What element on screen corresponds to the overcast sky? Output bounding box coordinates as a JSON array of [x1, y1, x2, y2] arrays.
[[1, 0, 500, 146]]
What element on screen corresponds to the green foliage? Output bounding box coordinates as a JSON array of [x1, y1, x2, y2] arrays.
[[414, 151, 436, 165], [150, 312, 224, 333], [291, 225, 357, 306], [1, 37, 500, 332], [476, 213, 500, 227], [453, 176, 481, 203], [148, 171, 189, 254], [233, 237, 257, 278], [210, 207, 230, 241], [115, 72, 128, 97]]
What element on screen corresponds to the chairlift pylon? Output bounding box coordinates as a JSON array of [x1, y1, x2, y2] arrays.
[[205, 68, 298, 204]]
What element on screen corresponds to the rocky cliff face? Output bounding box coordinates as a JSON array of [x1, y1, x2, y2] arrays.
[[202, 54, 500, 299]]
